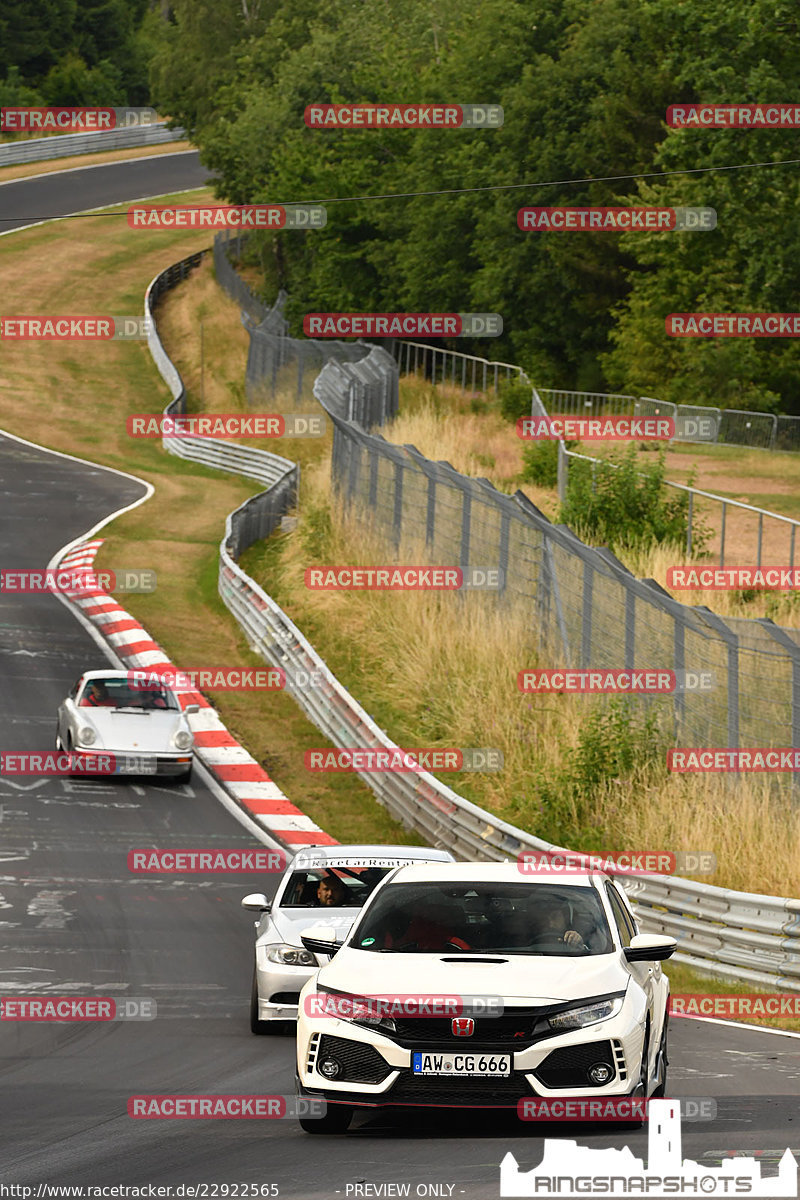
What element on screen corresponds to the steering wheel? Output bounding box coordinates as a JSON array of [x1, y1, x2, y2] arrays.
[[527, 934, 588, 951]]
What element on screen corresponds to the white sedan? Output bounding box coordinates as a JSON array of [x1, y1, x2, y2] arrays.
[[56, 670, 197, 782], [295, 862, 675, 1133], [241, 844, 456, 1032]]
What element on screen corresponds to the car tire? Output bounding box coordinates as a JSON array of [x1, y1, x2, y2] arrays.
[[299, 1104, 353, 1134], [651, 1016, 669, 1098], [55, 727, 62, 750], [250, 969, 272, 1034]]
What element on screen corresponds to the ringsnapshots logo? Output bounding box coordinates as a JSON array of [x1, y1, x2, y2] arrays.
[[305, 748, 503, 772], [0, 106, 157, 132], [128, 849, 286, 873], [0, 317, 152, 340], [517, 850, 716, 876], [499, 1098, 798, 1197], [0, 568, 155, 593], [304, 103, 503, 129], [303, 313, 502, 337], [1, 996, 155, 1020], [668, 748, 800, 772], [518, 207, 716, 231], [127, 414, 325, 438], [127, 204, 326, 230], [517, 1097, 717, 1123], [518, 668, 715, 694], [305, 566, 502, 590], [668, 565, 800, 590], [517, 415, 674, 441], [667, 313, 800, 337], [668, 103, 800, 127], [128, 1095, 326, 1120]]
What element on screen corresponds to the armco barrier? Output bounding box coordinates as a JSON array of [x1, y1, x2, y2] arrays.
[[0, 121, 187, 166], [204, 246, 800, 989]]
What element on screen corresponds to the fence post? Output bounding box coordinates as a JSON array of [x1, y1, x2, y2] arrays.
[[393, 459, 404, 550], [557, 440, 568, 504], [687, 490, 694, 557], [581, 561, 594, 667]]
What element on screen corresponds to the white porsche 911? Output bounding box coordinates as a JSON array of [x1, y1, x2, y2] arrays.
[[56, 670, 197, 782], [295, 862, 675, 1133]]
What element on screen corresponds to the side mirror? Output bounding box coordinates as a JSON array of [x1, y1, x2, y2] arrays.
[[241, 893, 271, 913], [185, 704, 200, 714], [301, 926, 342, 957], [624, 933, 677, 963]]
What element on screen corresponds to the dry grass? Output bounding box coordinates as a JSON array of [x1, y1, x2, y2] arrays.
[[243, 451, 800, 897]]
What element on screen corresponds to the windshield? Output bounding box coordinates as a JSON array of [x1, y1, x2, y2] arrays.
[[79, 678, 179, 711], [279, 867, 393, 909], [349, 882, 614, 955]]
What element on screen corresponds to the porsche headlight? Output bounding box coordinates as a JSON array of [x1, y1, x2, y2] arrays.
[[173, 730, 193, 751], [548, 997, 623, 1031], [77, 727, 96, 746], [264, 944, 316, 966]]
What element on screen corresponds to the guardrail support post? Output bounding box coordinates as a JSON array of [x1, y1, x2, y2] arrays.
[[581, 561, 594, 667]]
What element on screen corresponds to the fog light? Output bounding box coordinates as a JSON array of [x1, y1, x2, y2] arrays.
[[588, 1063, 613, 1085], [319, 1058, 341, 1079]]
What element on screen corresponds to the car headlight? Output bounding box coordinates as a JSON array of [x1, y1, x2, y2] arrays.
[[264, 944, 316, 966], [317, 986, 396, 1033], [77, 727, 96, 746], [173, 730, 193, 751], [548, 997, 623, 1031]]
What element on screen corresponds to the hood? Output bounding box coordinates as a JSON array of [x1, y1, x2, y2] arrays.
[[264, 907, 362, 947], [79, 709, 184, 752], [317, 946, 629, 1004]]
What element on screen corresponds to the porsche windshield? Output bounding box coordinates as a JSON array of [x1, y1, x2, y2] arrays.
[[79, 678, 179, 711], [349, 882, 614, 955]]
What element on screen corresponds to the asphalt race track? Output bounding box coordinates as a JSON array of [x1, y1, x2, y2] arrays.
[[0, 151, 209, 235], [1, 154, 799, 1200]]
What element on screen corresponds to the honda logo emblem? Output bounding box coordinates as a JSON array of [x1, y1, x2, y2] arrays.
[[451, 1017, 475, 1037]]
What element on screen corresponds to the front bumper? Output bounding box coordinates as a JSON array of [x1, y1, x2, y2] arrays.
[[106, 751, 193, 777], [255, 960, 316, 1022], [296, 1006, 645, 1109]]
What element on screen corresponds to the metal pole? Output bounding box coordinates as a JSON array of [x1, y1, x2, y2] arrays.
[[687, 489, 693, 556], [720, 502, 726, 567], [792, 524, 797, 571], [757, 512, 763, 567]]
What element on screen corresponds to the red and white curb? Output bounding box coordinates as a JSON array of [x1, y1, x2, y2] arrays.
[[55, 540, 338, 851]]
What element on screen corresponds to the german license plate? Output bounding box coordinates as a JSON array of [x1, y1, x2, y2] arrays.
[[412, 1052, 510, 1076], [117, 756, 157, 774]]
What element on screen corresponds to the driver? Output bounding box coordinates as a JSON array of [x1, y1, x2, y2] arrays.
[[533, 894, 587, 948], [316, 873, 349, 906], [81, 681, 115, 707]]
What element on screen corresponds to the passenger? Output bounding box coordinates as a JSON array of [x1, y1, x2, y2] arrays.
[[81, 681, 115, 707]]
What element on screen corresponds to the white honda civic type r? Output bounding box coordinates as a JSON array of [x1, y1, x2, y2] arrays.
[[295, 862, 675, 1133]]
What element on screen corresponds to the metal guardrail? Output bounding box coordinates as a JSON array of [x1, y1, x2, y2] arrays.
[[147, 247, 800, 990], [0, 121, 187, 166]]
